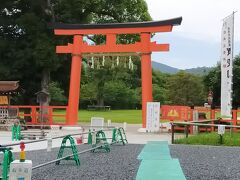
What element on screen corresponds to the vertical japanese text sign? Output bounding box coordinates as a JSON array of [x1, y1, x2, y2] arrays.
[[221, 13, 234, 117], [146, 102, 160, 132]]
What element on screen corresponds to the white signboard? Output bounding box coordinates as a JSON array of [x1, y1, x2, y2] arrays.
[[146, 102, 160, 132], [218, 125, 226, 135], [221, 13, 234, 118], [90, 117, 104, 131], [9, 160, 32, 180]]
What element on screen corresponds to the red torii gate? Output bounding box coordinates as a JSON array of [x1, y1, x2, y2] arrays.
[[54, 17, 182, 127]]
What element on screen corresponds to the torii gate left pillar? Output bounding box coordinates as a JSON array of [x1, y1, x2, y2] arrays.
[[54, 17, 182, 126], [67, 35, 83, 124]]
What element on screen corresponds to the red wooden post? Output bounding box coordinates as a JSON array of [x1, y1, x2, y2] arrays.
[[232, 109, 237, 132], [141, 53, 153, 128], [141, 33, 153, 128], [17, 106, 20, 117], [31, 106, 37, 124], [66, 35, 83, 125], [65, 106, 68, 124], [48, 106, 53, 125], [189, 108, 193, 134], [211, 109, 215, 132]]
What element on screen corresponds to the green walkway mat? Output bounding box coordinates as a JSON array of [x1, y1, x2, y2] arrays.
[[136, 159, 186, 180], [136, 141, 186, 180], [138, 141, 171, 160], [147, 141, 169, 145], [138, 152, 171, 160], [138, 152, 172, 160], [141, 144, 170, 153]]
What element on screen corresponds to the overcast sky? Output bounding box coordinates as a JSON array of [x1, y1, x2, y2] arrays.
[[145, 0, 240, 69]]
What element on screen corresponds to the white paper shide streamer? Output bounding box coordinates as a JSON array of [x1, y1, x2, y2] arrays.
[[128, 56, 132, 69], [116, 56, 119, 66], [221, 13, 234, 117], [91, 57, 94, 69], [102, 56, 105, 66]]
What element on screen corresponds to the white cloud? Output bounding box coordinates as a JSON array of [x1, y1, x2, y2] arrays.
[[146, 0, 240, 42]]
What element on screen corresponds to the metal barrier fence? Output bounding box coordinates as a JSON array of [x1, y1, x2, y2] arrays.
[[1, 125, 115, 147], [171, 120, 240, 144], [0, 126, 120, 180]]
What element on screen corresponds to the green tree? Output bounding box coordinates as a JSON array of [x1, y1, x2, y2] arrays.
[[203, 55, 240, 108], [79, 0, 151, 106], [80, 82, 97, 108], [1, 0, 62, 105], [103, 81, 140, 109], [152, 84, 167, 103], [203, 64, 221, 107], [232, 55, 240, 107], [48, 81, 67, 105], [152, 70, 169, 103], [0, 0, 151, 109], [166, 71, 205, 106], [81, 56, 141, 107]]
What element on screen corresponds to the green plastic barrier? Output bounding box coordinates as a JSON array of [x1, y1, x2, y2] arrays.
[[56, 135, 80, 166], [111, 127, 128, 145], [92, 130, 110, 152], [11, 124, 21, 141], [0, 147, 14, 180]]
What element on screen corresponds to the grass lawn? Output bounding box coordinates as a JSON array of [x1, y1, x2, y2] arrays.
[[53, 109, 143, 124], [175, 132, 240, 146]]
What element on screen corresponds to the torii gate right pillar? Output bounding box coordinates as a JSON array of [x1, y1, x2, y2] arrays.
[[141, 33, 153, 128], [141, 53, 153, 128]]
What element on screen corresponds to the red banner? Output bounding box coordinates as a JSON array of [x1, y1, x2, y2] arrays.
[[161, 105, 190, 121]]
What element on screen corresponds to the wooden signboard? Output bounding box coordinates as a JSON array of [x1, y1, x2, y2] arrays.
[[0, 96, 8, 105]]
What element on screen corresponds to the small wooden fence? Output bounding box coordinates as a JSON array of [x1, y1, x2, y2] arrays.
[[161, 105, 240, 132], [0, 105, 68, 125]]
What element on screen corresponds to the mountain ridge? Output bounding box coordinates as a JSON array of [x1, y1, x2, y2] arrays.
[[152, 61, 212, 75]]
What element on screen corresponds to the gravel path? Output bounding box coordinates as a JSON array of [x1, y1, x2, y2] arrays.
[[2, 144, 240, 179], [1, 144, 143, 180], [170, 144, 240, 180]]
